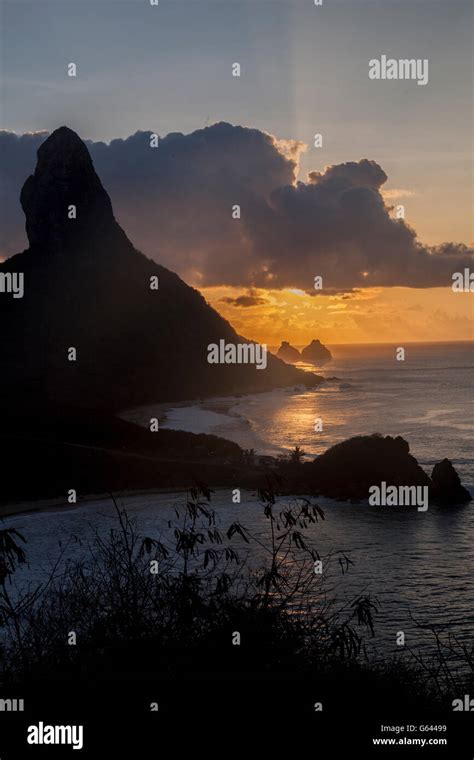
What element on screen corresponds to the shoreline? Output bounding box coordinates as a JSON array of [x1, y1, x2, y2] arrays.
[[0, 485, 218, 521], [120, 383, 324, 444], [121, 392, 265, 439]]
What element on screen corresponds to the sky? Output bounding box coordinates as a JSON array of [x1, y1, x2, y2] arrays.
[[0, 0, 472, 344]]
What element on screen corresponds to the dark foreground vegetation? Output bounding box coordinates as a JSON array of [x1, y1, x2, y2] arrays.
[[0, 483, 472, 754]]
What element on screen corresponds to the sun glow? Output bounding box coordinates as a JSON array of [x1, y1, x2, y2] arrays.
[[202, 285, 474, 346]]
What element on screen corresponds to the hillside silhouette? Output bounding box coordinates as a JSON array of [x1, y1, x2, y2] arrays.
[[0, 127, 320, 415]]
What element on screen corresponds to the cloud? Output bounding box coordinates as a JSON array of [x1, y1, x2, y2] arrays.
[[0, 123, 472, 292], [220, 293, 269, 308]]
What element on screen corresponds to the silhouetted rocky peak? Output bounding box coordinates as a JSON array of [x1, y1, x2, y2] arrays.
[[0, 126, 321, 412], [301, 339, 332, 364], [20, 126, 125, 255], [277, 341, 301, 363]]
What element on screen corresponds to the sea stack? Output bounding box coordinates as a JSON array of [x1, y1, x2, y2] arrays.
[[277, 341, 301, 364], [430, 459, 472, 504], [301, 339, 332, 365]]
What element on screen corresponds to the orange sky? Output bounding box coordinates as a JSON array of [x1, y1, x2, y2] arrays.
[[203, 285, 473, 346]]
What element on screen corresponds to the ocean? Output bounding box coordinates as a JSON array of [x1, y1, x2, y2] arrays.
[[158, 341, 474, 485], [2, 341, 473, 664]]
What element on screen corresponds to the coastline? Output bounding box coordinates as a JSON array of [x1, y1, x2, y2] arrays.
[[5, 342, 473, 519], [0, 485, 224, 521], [121, 392, 267, 440], [120, 382, 326, 451]]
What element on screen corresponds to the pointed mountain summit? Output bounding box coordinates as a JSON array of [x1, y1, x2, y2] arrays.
[[20, 126, 126, 255], [0, 127, 320, 414]]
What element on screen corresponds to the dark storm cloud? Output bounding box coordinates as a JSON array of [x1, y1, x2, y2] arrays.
[[1, 123, 471, 290], [220, 294, 269, 307]]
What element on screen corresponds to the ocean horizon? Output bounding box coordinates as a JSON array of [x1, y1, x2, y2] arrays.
[[126, 340, 474, 487]]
